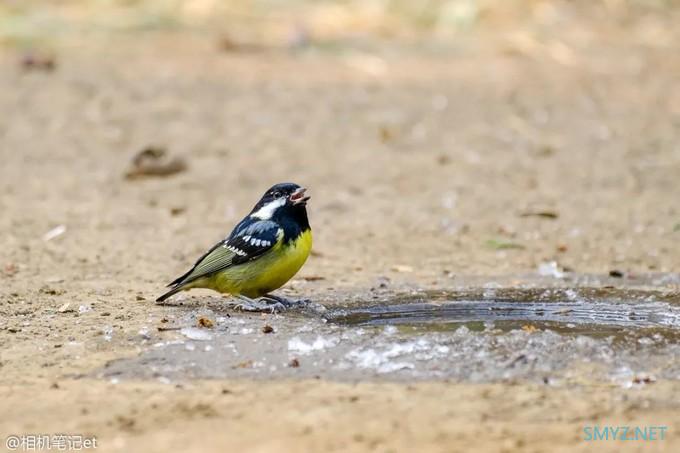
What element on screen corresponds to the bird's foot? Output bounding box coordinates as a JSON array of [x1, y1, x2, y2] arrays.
[[262, 294, 312, 309], [233, 295, 286, 314]]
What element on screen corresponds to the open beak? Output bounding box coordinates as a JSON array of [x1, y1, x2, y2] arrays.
[[290, 187, 310, 205]]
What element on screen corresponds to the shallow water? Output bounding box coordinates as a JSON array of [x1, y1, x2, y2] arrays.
[[325, 294, 680, 340], [97, 286, 680, 385]]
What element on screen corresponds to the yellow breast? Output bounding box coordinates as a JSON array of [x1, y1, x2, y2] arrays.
[[212, 229, 312, 298]]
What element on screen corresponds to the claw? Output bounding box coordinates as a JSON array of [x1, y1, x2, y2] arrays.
[[266, 302, 287, 314], [229, 294, 312, 313], [232, 296, 287, 313], [263, 294, 311, 308]]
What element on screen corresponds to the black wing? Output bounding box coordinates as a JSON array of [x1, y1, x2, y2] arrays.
[[166, 218, 281, 288]]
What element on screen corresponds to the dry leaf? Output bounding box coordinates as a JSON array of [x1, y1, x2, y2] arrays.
[[197, 317, 214, 328], [233, 360, 254, 369], [125, 146, 187, 179], [521, 324, 538, 333]]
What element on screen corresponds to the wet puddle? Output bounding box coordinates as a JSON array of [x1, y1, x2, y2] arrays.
[[96, 286, 680, 385], [325, 288, 680, 337]]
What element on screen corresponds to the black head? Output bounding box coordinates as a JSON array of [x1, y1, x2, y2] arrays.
[[249, 183, 311, 225]]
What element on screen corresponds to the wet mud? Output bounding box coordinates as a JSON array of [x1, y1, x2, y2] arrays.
[[98, 282, 680, 385]]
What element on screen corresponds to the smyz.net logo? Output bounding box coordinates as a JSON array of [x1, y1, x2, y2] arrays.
[[584, 425, 668, 441]]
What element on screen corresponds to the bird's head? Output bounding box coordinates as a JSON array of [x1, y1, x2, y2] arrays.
[[250, 183, 310, 220]]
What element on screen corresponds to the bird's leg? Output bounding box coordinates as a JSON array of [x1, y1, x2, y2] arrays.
[[262, 294, 311, 309], [233, 294, 286, 314]]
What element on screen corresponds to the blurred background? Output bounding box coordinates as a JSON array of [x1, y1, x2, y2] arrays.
[[1, 1, 679, 282], [2, 0, 679, 49]]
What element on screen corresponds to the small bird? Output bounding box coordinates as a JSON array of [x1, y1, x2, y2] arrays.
[[157, 183, 312, 312]]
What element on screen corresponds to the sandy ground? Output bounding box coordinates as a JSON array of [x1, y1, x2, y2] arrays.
[[2, 7, 680, 452]]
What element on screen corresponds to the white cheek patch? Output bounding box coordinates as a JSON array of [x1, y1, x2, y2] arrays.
[[251, 197, 286, 220]]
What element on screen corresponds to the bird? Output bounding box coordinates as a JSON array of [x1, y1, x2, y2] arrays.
[[156, 182, 312, 312]]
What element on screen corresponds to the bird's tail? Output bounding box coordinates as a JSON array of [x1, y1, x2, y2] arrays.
[[156, 285, 184, 303]]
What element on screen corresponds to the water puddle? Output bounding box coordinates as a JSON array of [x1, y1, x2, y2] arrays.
[[95, 285, 680, 385], [325, 299, 680, 339]]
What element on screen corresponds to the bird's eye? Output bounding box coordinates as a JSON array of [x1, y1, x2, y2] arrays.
[[272, 191, 281, 199]]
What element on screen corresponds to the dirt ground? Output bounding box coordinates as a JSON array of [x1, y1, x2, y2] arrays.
[[2, 3, 680, 451]]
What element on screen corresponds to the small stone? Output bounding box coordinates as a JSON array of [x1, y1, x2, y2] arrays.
[[180, 327, 212, 341], [3, 263, 18, 276], [57, 303, 73, 313], [391, 264, 413, 273]]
